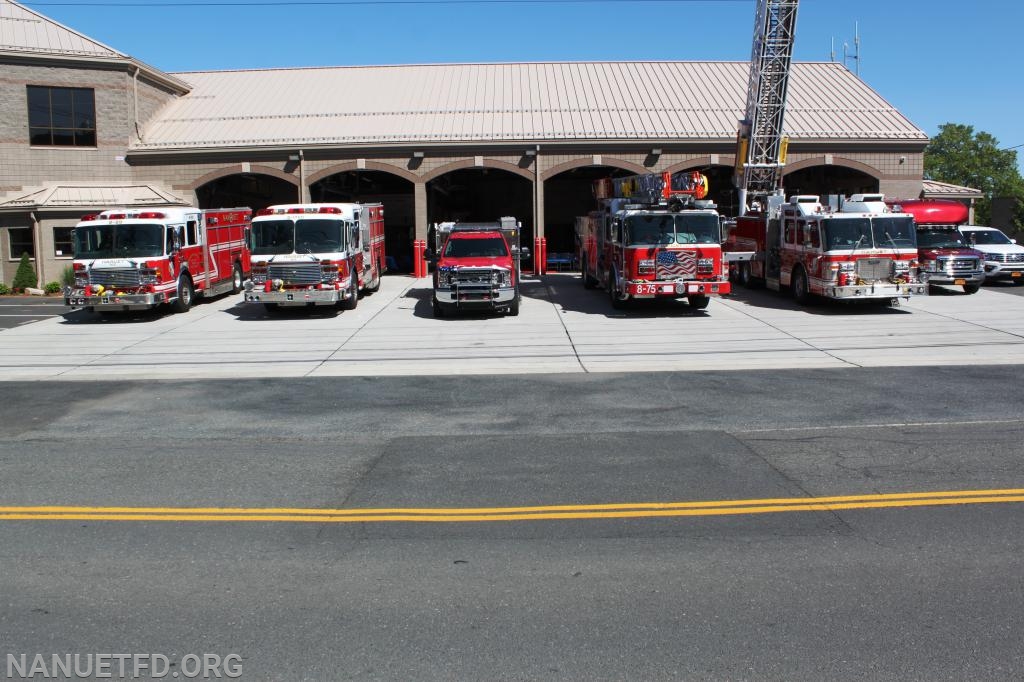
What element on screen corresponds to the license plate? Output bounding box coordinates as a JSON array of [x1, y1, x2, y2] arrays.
[[1013, 272, 1021, 278], [954, 279, 965, 285], [635, 284, 658, 295]]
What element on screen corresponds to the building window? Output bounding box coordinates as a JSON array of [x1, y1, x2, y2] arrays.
[[27, 86, 96, 147], [8, 228, 35, 260], [54, 227, 74, 258]]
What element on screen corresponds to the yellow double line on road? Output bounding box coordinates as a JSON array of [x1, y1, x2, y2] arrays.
[[1, 489, 1023, 523]]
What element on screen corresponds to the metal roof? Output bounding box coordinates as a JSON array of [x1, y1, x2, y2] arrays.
[[0, 0, 122, 59], [0, 0, 190, 93], [0, 184, 189, 211], [921, 180, 982, 199], [134, 61, 927, 152]]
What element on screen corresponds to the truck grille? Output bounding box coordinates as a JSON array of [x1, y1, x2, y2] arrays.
[[856, 257, 893, 281], [986, 253, 1024, 263], [268, 263, 322, 285], [452, 269, 499, 285], [941, 257, 982, 274], [89, 268, 142, 288]]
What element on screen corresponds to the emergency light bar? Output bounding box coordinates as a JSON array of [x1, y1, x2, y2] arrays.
[[256, 206, 344, 216]]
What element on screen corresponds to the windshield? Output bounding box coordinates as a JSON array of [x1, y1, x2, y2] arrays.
[[73, 224, 164, 259], [251, 218, 346, 256], [623, 214, 720, 246], [872, 216, 916, 248], [963, 230, 1012, 246], [443, 236, 508, 258], [296, 219, 344, 254], [917, 229, 968, 249], [821, 217, 916, 251]]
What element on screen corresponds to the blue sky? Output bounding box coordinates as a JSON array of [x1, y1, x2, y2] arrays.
[[24, 0, 1024, 171]]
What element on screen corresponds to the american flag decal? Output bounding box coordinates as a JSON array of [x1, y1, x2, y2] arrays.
[[656, 249, 696, 278]]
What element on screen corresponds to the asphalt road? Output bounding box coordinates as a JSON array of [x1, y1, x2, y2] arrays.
[[0, 296, 71, 330], [2, 369, 1023, 680]]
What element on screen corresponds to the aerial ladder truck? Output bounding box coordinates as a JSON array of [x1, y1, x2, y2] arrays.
[[724, 0, 925, 303]]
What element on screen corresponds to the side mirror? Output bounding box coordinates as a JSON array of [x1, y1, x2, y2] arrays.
[[519, 247, 531, 260], [1012, 238, 1018, 244]]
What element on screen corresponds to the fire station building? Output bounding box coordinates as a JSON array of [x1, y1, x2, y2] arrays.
[[0, 0, 952, 286]]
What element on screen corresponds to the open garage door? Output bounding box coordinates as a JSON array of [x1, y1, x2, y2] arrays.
[[312, 170, 415, 273], [196, 173, 298, 212], [783, 166, 879, 200], [427, 168, 533, 268], [544, 166, 633, 268]]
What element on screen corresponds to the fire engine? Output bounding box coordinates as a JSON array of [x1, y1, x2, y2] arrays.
[[890, 199, 985, 294], [65, 207, 251, 314], [242, 203, 385, 310], [724, 194, 928, 303], [577, 171, 730, 310], [427, 217, 525, 317]]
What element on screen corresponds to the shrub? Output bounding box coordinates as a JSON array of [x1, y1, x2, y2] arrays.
[[0, 283, 10, 295], [62, 265, 75, 286], [45, 281, 62, 294], [12, 252, 37, 291]]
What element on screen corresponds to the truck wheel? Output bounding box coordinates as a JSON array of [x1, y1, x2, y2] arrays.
[[963, 283, 981, 294], [508, 293, 520, 316], [608, 272, 626, 310], [365, 261, 382, 293], [432, 296, 445, 318], [582, 258, 597, 289], [738, 262, 752, 287], [341, 272, 358, 310], [792, 268, 810, 305], [231, 263, 243, 294], [688, 294, 710, 310], [171, 275, 193, 313]]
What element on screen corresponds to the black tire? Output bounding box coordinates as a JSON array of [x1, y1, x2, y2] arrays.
[[738, 262, 752, 288], [230, 263, 244, 294], [582, 257, 598, 289], [340, 272, 358, 310], [792, 268, 810, 305], [508, 292, 520, 316], [365, 261, 382, 293], [687, 294, 710, 310], [608, 271, 626, 310], [963, 283, 981, 294], [432, 296, 446, 318], [171, 275, 193, 313]]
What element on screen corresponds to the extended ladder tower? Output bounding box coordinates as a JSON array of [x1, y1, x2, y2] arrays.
[[735, 0, 800, 215]]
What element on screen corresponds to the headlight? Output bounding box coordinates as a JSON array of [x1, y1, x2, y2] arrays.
[[894, 261, 910, 273], [250, 266, 267, 284], [638, 259, 655, 275], [139, 267, 159, 284], [697, 258, 714, 274], [498, 269, 511, 286], [919, 259, 937, 273], [436, 269, 452, 288]]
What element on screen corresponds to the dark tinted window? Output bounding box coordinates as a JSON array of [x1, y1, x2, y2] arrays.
[[27, 86, 96, 147]]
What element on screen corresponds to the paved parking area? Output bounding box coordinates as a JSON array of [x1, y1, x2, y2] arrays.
[[1, 274, 1023, 380]]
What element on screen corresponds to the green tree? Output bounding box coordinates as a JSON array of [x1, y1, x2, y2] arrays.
[[11, 252, 37, 291], [924, 123, 1024, 231]]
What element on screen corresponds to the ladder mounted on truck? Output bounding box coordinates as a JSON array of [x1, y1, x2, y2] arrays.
[[734, 0, 800, 215], [594, 171, 712, 211]]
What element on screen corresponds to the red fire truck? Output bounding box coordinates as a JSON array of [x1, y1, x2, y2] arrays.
[[889, 199, 985, 294], [243, 203, 385, 310], [65, 207, 251, 314], [724, 194, 928, 303], [576, 171, 730, 310]]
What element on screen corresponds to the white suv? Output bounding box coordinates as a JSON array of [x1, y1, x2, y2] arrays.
[[959, 226, 1024, 284]]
